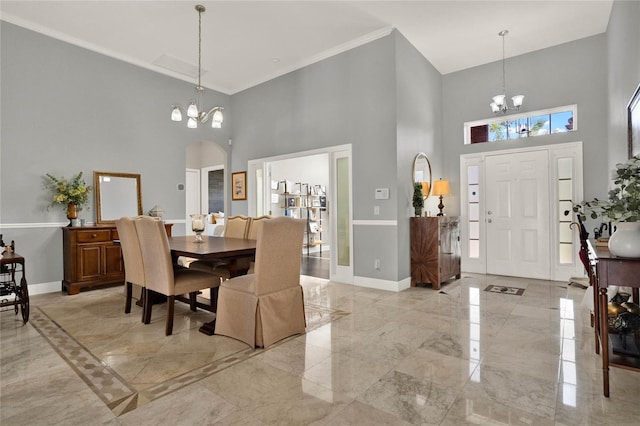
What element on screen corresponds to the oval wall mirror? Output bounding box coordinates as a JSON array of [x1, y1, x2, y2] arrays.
[[412, 152, 432, 199], [94, 171, 143, 224]]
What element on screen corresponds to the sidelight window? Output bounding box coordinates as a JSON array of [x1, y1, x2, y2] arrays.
[[467, 165, 480, 259], [558, 157, 574, 264]]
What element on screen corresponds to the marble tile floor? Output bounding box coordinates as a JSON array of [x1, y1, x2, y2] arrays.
[[2, 273, 640, 425]]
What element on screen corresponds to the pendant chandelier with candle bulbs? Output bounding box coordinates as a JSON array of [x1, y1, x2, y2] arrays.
[[170, 5, 223, 129], [490, 30, 524, 114]]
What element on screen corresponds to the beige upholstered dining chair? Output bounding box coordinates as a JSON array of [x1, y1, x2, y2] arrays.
[[246, 215, 271, 240], [115, 216, 145, 317], [134, 216, 222, 336], [245, 215, 271, 273], [223, 215, 251, 238], [215, 216, 306, 348]]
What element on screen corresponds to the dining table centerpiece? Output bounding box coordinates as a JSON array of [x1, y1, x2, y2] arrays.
[[44, 172, 92, 226], [573, 155, 640, 257], [190, 213, 206, 243]]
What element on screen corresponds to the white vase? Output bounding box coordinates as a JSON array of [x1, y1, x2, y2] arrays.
[[608, 222, 640, 258]]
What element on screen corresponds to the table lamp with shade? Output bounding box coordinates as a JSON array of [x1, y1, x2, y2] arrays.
[[432, 179, 451, 216]]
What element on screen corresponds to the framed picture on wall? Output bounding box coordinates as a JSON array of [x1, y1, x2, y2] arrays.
[[628, 82, 640, 159], [232, 171, 247, 201]]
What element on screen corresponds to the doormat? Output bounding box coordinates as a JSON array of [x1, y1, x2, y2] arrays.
[[484, 285, 525, 296]]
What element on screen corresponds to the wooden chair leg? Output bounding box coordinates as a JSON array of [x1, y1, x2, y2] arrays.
[[210, 286, 219, 313], [143, 288, 152, 324], [125, 282, 132, 314], [139, 288, 146, 323], [166, 295, 175, 336], [189, 292, 197, 312]]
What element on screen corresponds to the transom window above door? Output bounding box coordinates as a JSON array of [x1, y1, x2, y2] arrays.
[[464, 105, 577, 144]]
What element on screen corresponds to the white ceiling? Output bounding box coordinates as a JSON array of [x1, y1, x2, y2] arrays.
[[1, 1, 613, 95]]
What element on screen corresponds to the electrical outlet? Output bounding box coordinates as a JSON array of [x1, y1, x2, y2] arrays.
[[374, 206, 380, 215], [374, 258, 381, 270]]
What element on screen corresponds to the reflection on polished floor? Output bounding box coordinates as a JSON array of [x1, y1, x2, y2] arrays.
[[2, 273, 640, 425]]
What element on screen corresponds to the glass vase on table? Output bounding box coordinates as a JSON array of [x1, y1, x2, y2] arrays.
[[191, 214, 206, 243]]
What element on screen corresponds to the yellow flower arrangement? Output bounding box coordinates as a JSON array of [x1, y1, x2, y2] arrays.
[[45, 172, 92, 212]]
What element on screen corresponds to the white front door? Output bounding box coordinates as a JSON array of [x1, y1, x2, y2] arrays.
[[485, 150, 550, 279]]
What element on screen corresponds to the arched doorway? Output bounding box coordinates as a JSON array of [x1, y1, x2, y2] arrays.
[[185, 140, 227, 235]]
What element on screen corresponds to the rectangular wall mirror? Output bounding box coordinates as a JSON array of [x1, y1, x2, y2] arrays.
[[94, 171, 142, 224]]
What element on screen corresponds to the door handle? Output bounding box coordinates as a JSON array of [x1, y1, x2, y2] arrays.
[[487, 210, 493, 215], [488, 219, 493, 223]]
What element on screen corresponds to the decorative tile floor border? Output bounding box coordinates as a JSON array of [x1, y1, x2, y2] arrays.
[[29, 309, 137, 415], [30, 303, 349, 416], [484, 285, 525, 296]]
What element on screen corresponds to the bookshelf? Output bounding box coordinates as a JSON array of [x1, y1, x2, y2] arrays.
[[271, 180, 326, 255]]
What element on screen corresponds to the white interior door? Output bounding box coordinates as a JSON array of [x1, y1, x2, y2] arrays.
[[185, 168, 200, 235], [485, 151, 550, 279], [247, 161, 266, 217]]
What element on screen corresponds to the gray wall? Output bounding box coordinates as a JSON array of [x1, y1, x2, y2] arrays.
[[442, 34, 609, 216], [0, 22, 231, 287], [394, 31, 443, 279], [607, 0, 640, 170], [231, 32, 401, 281], [2, 5, 638, 289], [230, 31, 443, 282]]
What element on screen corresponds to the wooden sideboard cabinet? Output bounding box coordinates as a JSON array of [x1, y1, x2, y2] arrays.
[[410, 216, 461, 290], [62, 223, 172, 295]]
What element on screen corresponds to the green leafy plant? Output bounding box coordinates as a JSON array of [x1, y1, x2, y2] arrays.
[[44, 172, 92, 212], [573, 155, 640, 222], [412, 182, 424, 211]]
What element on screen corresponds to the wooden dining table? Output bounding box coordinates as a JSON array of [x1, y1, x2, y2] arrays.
[[168, 235, 256, 335]]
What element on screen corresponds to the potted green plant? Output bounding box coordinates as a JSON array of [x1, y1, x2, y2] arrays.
[[412, 182, 424, 217], [44, 172, 92, 225], [573, 155, 640, 257]]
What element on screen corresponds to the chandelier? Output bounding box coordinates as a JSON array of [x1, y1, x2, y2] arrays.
[[171, 5, 223, 129], [489, 30, 524, 114]]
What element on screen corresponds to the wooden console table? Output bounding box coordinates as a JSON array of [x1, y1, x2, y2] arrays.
[[410, 217, 461, 289], [588, 241, 640, 397], [62, 223, 172, 295]]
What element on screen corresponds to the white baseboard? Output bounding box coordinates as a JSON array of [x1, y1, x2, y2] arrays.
[[352, 276, 411, 292], [28, 281, 61, 295], [28, 276, 414, 295]]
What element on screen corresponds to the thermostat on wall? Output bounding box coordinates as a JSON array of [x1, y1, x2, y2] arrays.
[[375, 188, 389, 200]]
